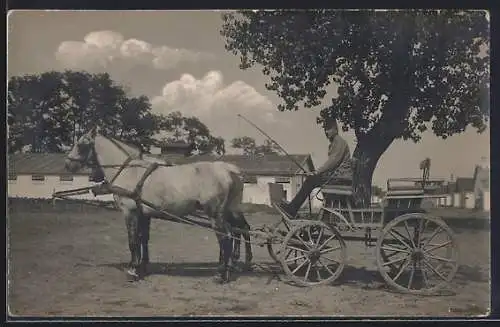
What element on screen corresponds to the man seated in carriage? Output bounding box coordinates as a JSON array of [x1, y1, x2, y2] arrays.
[[277, 118, 353, 218]]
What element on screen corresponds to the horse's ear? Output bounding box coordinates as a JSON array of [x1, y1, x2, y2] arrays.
[[90, 125, 101, 138]]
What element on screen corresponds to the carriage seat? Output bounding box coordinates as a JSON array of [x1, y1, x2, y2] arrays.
[[385, 186, 425, 197]]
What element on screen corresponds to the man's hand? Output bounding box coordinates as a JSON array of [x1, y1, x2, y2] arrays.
[[306, 171, 317, 177]]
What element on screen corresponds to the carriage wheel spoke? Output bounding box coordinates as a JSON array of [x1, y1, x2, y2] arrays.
[[426, 253, 456, 263], [304, 262, 312, 282], [403, 221, 416, 248], [283, 248, 294, 260], [285, 254, 308, 263], [317, 234, 337, 251], [321, 255, 340, 265], [421, 266, 430, 288], [424, 240, 452, 254], [389, 230, 413, 250], [382, 254, 410, 267], [291, 258, 309, 274], [295, 232, 312, 249], [320, 245, 342, 254], [417, 219, 427, 244], [422, 226, 443, 248], [393, 257, 411, 282], [381, 245, 411, 254], [315, 227, 324, 247], [407, 266, 415, 289], [315, 266, 322, 281], [423, 258, 449, 281], [306, 226, 314, 243], [318, 258, 336, 276], [286, 245, 308, 253]]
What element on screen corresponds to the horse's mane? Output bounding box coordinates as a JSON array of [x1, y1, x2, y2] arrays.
[[104, 135, 143, 157]]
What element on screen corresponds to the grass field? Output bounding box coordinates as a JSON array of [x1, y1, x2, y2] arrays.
[[7, 201, 491, 317]]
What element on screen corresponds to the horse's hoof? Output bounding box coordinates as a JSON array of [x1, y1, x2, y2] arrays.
[[126, 269, 140, 282], [212, 274, 225, 284], [213, 272, 230, 284]]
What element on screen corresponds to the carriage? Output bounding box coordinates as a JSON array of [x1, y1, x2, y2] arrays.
[[263, 172, 458, 295], [53, 153, 458, 295]]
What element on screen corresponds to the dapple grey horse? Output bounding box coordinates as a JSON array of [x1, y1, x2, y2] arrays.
[[65, 127, 251, 283]]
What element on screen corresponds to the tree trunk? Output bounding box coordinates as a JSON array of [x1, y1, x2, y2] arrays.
[[351, 137, 394, 207]]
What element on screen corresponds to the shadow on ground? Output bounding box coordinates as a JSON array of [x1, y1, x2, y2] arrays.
[[98, 261, 488, 295], [99, 261, 279, 280]]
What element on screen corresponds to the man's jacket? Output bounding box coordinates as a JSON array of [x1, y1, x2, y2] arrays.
[[316, 134, 353, 181]]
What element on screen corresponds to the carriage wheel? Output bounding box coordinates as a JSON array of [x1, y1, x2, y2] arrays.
[[279, 221, 346, 286], [266, 217, 292, 264], [376, 213, 459, 295]]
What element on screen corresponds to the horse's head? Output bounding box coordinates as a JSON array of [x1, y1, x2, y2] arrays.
[[65, 127, 98, 173]]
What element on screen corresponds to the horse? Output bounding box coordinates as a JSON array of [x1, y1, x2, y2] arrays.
[[89, 140, 253, 268], [65, 127, 251, 283]]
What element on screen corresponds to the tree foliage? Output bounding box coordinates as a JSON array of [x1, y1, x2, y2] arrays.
[[231, 136, 281, 155], [221, 10, 489, 142], [221, 10, 489, 203], [156, 111, 226, 155], [7, 70, 226, 155]]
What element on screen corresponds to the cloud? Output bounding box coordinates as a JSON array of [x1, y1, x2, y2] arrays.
[[151, 71, 279, 139], [55, 30, 214, 71]]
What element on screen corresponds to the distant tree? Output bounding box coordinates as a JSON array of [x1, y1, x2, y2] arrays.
[[221, 10, 489, 205], [231, 136, 281, 155], [157, 111, 226, 155], [7, 70, 161, 153]]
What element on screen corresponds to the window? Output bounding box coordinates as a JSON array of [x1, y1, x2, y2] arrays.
[[275, 176, 290, 184], [32, 174, 45, 182], [8, 172, 17, 181], [60, 175, 74, 182]]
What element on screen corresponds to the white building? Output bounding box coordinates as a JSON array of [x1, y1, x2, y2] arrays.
[[473, 164, 490, 212], [8, 152, 316, 206], [8, 153, 114, 201]]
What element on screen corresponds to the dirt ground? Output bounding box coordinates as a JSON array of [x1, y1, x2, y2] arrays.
[[8, 205, 490, 317]]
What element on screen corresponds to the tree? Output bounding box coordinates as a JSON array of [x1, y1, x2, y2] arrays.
[[156, 111, 226, 155], [8, 70, 162, 153], [231, 136, 281, 155], [221, 10, 489, 205]]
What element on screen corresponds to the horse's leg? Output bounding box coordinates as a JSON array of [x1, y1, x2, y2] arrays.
[[228, 212, 241, 264], [138, 214, 151, 277], [124, 209, 142, 281], [237, 211, 253, 267], [212, 213, 233, 283]]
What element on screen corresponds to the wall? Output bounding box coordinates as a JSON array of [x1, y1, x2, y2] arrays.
[[438, 195, 453, 207], [464, 192, 475, 209], [8, 174, 115, 202], [242, 176, 293, 205], [453, 193, 461, 208], [482, 190, 490, 212]]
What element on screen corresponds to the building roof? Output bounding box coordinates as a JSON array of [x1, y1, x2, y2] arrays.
[[454, 177, 475, 192], [8, 152, 314, 177], [152, 153, 314, 176], [8, 153, 92, 176]]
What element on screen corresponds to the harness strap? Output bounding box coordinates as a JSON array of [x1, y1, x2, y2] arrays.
[[109, 157, 134, 185], [107, 161, 160, 214], [132, 162, 160, 201]]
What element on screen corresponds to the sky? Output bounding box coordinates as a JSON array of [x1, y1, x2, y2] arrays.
[[7, 10, 490, 188]]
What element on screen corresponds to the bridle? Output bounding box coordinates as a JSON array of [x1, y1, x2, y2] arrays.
[[67, 135, 144, 185]]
